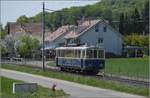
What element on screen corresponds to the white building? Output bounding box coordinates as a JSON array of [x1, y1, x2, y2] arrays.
[[45, 19, 122, 55]]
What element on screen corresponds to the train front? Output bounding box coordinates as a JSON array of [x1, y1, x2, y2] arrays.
[[82, 47, 105, 74]]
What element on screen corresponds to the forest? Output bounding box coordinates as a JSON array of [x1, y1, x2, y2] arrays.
[[15, 0, 149, 35]]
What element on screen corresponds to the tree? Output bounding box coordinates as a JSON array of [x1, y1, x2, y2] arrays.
[[119, 13, 125, 34], [17, 42, 29, 58], [17, 15, 29, 24], [131, 8, 142, 34], [30, 37, 40, 50], [0, 41, 8, 56], [123, 33, 149, 47], [14, 0, 148, 34], [0, 24, 6, 39], [17, 34, 40, 58], [142, 1, 149, 34]]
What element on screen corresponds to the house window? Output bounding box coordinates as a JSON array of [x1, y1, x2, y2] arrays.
[[98, 38, 103, 44], [95, 25, 99, 32], [103, 26, 107, 32]]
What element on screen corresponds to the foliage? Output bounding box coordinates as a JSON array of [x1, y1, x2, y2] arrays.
[[119, 1, 149, 35], [20, 0, 148, 33], [0, 41, 8, 56], [123, 34, 149, 47], [31, 37, 40, 49], [17, 42, 29, 57], [0, 24, 7, 39], [17, 15, 29, 24], [17, 34, 40, 58]]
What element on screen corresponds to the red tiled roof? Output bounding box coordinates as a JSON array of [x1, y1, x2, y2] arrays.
[[45, 25, 73, 42], [8, 22, 42, 35], [64, 19, 100, 38]]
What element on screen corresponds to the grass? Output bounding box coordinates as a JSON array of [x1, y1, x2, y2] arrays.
[[105, 57, 149, 79], [47, 57, 149, 79], [47, 61, 56, 66], [1, 64, 149, 96], [1, 76, 68, 98]]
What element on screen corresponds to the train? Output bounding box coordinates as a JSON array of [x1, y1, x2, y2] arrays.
[[55, 46, 105, 75]]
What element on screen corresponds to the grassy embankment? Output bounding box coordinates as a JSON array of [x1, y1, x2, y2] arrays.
[[1, 77, 68, 98], [48, 57, 149, 79], [1, 64, 148, 96]]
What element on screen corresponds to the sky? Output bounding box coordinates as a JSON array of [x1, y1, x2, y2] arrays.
[[1, 0, 99, 27]]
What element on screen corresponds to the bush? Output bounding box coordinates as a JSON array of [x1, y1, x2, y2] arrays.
[[123, 34, 149, 47]]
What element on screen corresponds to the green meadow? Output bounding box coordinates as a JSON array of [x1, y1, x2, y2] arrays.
[[105, 57, 149, 79], [47, 57, 149, 79]]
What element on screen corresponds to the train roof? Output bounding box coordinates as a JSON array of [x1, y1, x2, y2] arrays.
[[56, 46, 104, 50]]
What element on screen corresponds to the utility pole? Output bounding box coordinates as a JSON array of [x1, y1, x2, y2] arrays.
[[42, 2, 45, 71]]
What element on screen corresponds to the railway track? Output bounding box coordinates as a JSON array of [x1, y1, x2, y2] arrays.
[[55, 68, 149, 88], [96, 75, 149, 88], [1, 60, 149, 88]]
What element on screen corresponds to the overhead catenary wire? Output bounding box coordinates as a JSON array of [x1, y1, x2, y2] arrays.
[[22, 3, 42, 17]]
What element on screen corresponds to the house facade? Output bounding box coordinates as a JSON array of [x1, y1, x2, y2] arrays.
[[45, 19, 122, 55], [45, 25, 74, 49], [7, 22, 43, 41]]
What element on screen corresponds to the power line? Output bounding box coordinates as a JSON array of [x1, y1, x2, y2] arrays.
[[22, 4, 41, 17]]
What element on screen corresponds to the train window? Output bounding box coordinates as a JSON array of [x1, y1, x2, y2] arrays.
[[98, 50, 104, 58], [93, 50, 97, 58], [59, 50, 62, 57], [74, 50, 81, 58], [58, 50, 60, 57], [74, 50, 77, 58], [65, 50, 74, 57], [57, 50, 60, 57], [59, 50, 61, 57], [86, 50, 93, 58], [82, 50, 85, 58], [58, 50, 65, 57], [78, 50, 81, 58], [62, 50, 65, 57]]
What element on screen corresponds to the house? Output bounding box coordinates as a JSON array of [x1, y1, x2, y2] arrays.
[[66, 19, 122, 55], [46, 19, 122, 55], [45, 25, 74, 49], [7, 22, 43, 41]]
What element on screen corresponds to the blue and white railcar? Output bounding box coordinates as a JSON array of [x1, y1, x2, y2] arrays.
[[55, 46, 105, 74]]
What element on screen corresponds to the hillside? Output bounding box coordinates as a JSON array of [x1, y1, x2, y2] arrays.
[[16, 0, 148, 34]]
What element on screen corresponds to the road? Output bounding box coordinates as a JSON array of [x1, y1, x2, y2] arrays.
[[1, 60, 58, 70], [1, 69, 146, 98]]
